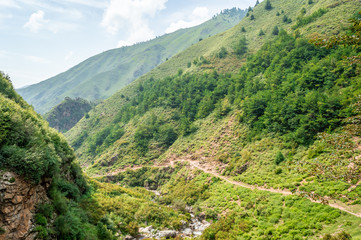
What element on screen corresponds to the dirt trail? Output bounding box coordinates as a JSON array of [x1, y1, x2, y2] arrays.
[[96, 159, 361, 219]]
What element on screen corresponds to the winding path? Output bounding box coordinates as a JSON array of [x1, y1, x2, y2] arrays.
[[95, 159, 361, 219]]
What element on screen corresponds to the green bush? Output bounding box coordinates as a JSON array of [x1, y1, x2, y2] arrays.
[[275, 152, 285, 165], [35, 214, 48, 226]]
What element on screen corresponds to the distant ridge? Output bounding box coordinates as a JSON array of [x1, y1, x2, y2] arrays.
[[17, 8, 246, 114]]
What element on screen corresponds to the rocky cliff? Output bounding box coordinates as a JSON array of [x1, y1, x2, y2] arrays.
[[0, 171, 49, 240]]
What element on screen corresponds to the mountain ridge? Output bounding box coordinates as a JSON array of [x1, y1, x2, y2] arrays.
[[17, 8, 246, 114]]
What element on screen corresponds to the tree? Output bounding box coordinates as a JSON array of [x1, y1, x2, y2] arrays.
[[241, 26, 246, 32], [259, 29, 265, 36], [265, 0, 272, 10], [272, 26, 279, 35], [255, 0, 260, 6], [234, 37, 248, 56], [275, 152, 285, 165], [250, 14, 255, 20], [217, 47, 228, 59], [308, 0, 313, 4], [312, 11, 361, 67]]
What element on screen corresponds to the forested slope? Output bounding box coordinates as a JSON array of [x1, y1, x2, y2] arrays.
[[63, 0, 361, 238]]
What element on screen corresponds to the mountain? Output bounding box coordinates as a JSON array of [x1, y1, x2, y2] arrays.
[[45, 97, 94, 133], [0, 72, 192, 239], [17, 8, 246, 114], [0, 72, 93, 239], [63, 0, 361, 238]]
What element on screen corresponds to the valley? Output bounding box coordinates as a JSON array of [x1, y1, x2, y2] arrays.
[[1, 0, 361, 239]]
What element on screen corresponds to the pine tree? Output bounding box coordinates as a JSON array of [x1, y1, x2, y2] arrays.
[[259, 29, 265, 36], [241, 27, 246, 32], [272, 26, 279, 35], [255, 0, 260, 6], [250, 14, 255, 20], [265, 0, 272, 10]]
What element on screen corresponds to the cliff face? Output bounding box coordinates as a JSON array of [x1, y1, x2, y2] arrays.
[[0, 171, 49, 240]]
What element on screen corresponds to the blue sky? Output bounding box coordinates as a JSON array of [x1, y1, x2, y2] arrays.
[[0, 0, 257, 88]]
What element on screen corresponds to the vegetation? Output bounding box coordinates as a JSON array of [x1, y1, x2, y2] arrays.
[[58, 1, 361, 239], [265, 0, 273, 10], [17, 8, 247, 114], [45, 97, 94, 133], [0, 72, 119, 239]]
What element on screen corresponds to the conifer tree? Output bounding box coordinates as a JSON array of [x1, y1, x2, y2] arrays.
[[272, 26, 279, 35], [265, 0, 272, 10]]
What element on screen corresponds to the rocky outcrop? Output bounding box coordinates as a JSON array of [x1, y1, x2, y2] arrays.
[[0, 171, 49, 240]]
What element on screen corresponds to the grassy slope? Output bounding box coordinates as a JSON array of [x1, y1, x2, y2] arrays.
[[66, 0, 359, 168], [63, 0, 361, 238], [17, 9, 245, 114]]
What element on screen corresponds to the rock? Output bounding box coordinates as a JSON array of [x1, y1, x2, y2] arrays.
[[139, 225, 154, 235], [182, 228, 193, 236], [0, 171, 49, 240], [155, 230, 177, 239], [197, 212, 206, 220], [124, 235, 135, 240]]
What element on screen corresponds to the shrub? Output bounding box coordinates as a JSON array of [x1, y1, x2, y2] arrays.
[[35, 214, 48, 226], [275, 152, 285, 165], [37, 204, 54, 219], [217, 47, 228, 59]]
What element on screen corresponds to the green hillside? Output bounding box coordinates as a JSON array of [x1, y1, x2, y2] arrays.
[[63, 0, 361, 238], [45, 97, 93, 133], [0, 72, 97, 238], [0, 72, 195, 239], [17, 8, 246, 114]]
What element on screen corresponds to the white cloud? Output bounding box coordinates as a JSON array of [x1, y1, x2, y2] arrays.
[[165, 7, 210, 34], [24, 10, 49, 33], [0, 0, 19, 8], [23, 10, 79, 33], [102, 0, 167, 47]]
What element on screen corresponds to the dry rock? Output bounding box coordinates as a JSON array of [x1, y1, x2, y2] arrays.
[[0, 171, 49, 240]]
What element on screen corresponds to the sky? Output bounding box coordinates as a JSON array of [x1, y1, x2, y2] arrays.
[[0, 0, 258, 88]]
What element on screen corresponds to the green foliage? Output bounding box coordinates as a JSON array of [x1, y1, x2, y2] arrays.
[[250, 14, 255, 20], [293, 8, 328, 29], [217, 47, 228, 59], [265, 0, 272, 10], [45, 97, 93, 133], [233, 37, 248, 56], [323, 231, 352, 240], [241, 26, 246, 32], [275, 151, 285, 165], [283, 15, 292, 24], [0, 227, 5, 235], [259, 29, 265, 36], [18, 9, 247, 114], [35, 214, 48, 226], [272, 26, 279, 35]]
